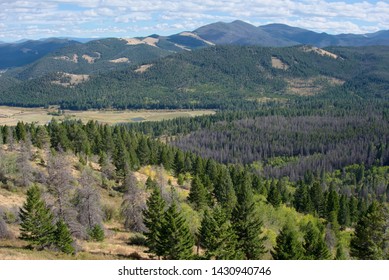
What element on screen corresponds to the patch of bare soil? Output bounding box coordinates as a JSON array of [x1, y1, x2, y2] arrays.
[[286, 76, 345, 96], [51, 73, 90, 87], [82, 52, 101, 64], [300, 46, 340, 59], [53, 54, 78, 63], [134, 64, 153, 73], [271, 56, 289, 70], [109, 57, 129, 63]]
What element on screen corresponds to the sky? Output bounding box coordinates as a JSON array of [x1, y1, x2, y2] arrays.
[[0, 0, 388, 42]]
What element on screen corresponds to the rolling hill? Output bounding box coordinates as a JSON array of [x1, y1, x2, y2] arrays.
[[1, 44, 388, 110], [2, 20, 389, 73], [0, 38, 80, 69], [193, 20, 295, 46]]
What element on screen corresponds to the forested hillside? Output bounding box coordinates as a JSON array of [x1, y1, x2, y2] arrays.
[[1, 45, 389, 110], [6, 39, 171, 80], [173, 113, 389, 180], [1, 106, 389, 259], [1, 26, 389, 261]]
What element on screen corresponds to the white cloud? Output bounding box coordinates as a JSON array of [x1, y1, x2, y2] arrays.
[[0, 0, 388, 41]]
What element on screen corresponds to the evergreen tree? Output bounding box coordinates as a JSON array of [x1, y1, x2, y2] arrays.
[[113, 138, 130, 176], [303, 222, 331, 260], [19, 185, 56, 249], [88, 224, 105, 241], [335, 242, 347, 260], [214, 166, 237, 213], [15, 122, 27, 142], [158, 203, 194, 260], [326, 185, 340, 219], [294, 181, 313, 214], [159, 148, 173, 171], [192, 156, 205, 178], [34, 126, 50, 149], [145, 177, 157, 189], [267, 182, 282, 207], [137, 137, 150, 166], [188, 176, 208, 210], [338, 195, 350, 228], [232, 180, 266, 259], [349, 196, 359, 225], [272, 223, 304, 260], [199, 206, 242, 260], [310, 181, 325, 217], [350, 201, 388, 259], [173, 150, 185, 176], [54, 219, 75, 254], [143, 187, 166, 258]]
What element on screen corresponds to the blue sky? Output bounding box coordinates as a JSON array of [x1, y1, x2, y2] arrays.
[[0, 0, 388, 42]]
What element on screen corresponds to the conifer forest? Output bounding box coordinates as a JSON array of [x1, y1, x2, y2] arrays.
[[1, 44, 389, 260]]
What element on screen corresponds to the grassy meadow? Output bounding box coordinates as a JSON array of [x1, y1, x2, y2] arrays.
[[0, 106, 215, 126]]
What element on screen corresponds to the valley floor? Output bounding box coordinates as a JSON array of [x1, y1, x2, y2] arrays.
[[0, 106, 215, 126]]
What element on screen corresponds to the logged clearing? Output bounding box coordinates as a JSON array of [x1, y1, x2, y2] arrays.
[[53, 54, 79, 63], [286, 76, 345, 96], [109, 57, 130, 63], [300, 46, 340, 59], [134, 64, 153, 73], [0, 106, 215, 126], [122, 37, 159, 47], [81, 52, 101, 64], [51, 73, 90, 87], [271, 56, 289, 70]]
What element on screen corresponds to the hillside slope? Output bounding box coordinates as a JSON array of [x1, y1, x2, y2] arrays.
[[0, 39, 80, 69], [1, 45, 388, 110]]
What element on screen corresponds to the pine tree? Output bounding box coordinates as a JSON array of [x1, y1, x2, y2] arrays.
[[294, 181, 313, 214], [54, 219, 75, 254], [310, 181, 325, 217], [326, 185, 340, 219], [267, 181, 281, 207], [214, 166, 237, 213], [199, 206, 242, 260], [338, 195, 350, 228], [349, 196, 359, 225], [143, 187, 166, 258], [15, 122, 27, 142], [137, 137, 150, 166], [232, 181, 266, 259], [158, 203, 194, 260], [173, 150, 185, 176], [188, 176, 208, 210], [272, 223, 304, 260], [88, 224, 105, 241], [303, 222, 331, 260], [34, 126, 50, 149], [350, 201, 388, 259], [19, 185, 56, 249], [145, 177, 157, 189], [335, 242, 347, 260]]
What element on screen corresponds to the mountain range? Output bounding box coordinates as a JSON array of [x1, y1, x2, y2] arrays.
[[1, 44, 389, 110], [0, 20, 389, 111], [1, 20, 389, 70]]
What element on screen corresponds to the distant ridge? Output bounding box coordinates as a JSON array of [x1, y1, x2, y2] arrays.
[[1, 20, 389, 70]]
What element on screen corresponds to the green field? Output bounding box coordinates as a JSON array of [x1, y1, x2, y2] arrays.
[[0, 106, 215, 126]]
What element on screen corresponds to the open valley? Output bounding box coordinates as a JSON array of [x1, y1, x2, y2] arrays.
[[0, 106, 215, 126]]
